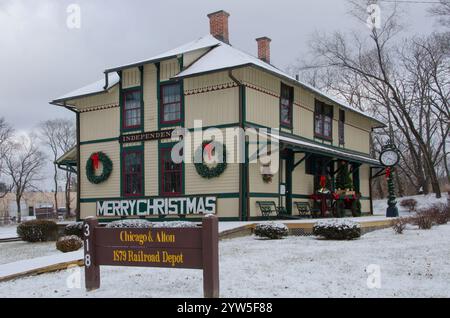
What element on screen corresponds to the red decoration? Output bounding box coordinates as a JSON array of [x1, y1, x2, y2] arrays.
[[332, 192, 340, 200], [320, 176, 327, 188], [385, 167, 391, 179], [204, 143, 214, 161], [91, 153, 100, 170]]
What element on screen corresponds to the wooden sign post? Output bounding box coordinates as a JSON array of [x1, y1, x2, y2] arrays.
[[83, 216, 219, 298]]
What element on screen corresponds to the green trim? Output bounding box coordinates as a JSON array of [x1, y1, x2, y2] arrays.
[[121, 85, 141, 92], [186, 123, 240, 132], [245, 121, 378, 164], [291, 194, 312, 199], [80, 137, 119, 145], [80, 192, 239, 203], [249, 193, 279, 198]]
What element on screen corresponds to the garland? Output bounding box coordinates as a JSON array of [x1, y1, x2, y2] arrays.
[[86, 152, 113, 184], [194, 141, 227, 179]]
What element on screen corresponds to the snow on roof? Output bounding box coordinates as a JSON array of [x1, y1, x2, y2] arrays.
[[53, 72, 119, 103], [175, 41, 384, 126], [265, 132, 381, 166], [104, 34, 221, 72], [52, 34, 383, 126]]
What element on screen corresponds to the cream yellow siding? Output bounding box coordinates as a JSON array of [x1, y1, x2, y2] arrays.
[[185, 128, 240, 195], [246, 87, 279, 128], [184, 48, 210, 68], [360, 164, 371, 197], [122, 67, 141, 89], [144, 141, 158, 196], [143, 64, 158, 131], [292, 154, 315, 195], [185, 87, 239, 128], [80, 141, 120, 199], [160, 58, 180, 82], [293, 106, 314, 139], [68, 85, 119, 112], [248, 162, 279, 194], [80, 108, 119, 142]]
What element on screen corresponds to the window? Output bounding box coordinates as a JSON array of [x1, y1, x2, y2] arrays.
[[160, 148, 183, 196], [339, 110, 345, 145], [161, 83, 182, 124], [123, 150, 143, 197], [280, 83, 293, 128], [314, 100, 333, 140], [123, 90, 142, 129]]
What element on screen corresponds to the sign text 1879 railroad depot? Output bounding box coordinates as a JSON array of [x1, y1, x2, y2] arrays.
[[83, 216, 219, 297], [96, 196, 217, 217]]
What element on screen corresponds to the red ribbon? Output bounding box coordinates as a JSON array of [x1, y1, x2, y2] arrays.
[[91, 153, 100, 170], [332, 193, 340, 200], [204, 143, 214, 161], [385, 167, 391, 179], [320, 176, 327, 188]]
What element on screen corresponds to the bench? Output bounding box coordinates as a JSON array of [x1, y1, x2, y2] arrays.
[[294, 202, 319, 218], [256, 201, 287, 218]]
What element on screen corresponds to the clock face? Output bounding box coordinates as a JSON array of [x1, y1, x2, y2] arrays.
[[380, 149, 399, 167]]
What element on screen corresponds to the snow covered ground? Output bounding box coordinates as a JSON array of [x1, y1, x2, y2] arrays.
[[1, 223, 449, 298], [373, 193, 449, 216], [0, 241, 59, 265], [0, 226, 18, 239]]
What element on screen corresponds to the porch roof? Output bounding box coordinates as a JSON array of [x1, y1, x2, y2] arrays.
[[265, 132, 382, 167], [55, 147, 77, 166]]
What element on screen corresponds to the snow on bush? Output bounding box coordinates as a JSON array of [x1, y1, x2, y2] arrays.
[[254, 222, 289, 240], [106, 219, 198, 229], [17, 220, 58, 242], [400, 198, 418, 212], [56, 235, 83, 253], [313, 219, 361, 240], [64, 222, 83, 238], [392, 217, 411, 234]]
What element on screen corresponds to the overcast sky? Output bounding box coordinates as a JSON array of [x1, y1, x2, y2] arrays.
[[0, 0, 440, 191]]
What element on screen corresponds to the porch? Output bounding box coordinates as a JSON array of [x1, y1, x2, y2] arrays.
[[255, 132, 383, 219]]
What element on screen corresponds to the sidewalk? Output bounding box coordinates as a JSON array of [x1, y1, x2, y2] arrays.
[[0, 250, 83, 282]]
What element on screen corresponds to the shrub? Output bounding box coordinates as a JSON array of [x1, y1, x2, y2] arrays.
[[56, 235, 83, 253], [426, 203, 449, 225], [17, 220, 58, 242], [313, 219, 361, 240], [392, 217, 410, 234], [65, 222, 83, 238], [400, 198, 418, 212], [254, 222, 289, 240], [414, 211, 434, 230]]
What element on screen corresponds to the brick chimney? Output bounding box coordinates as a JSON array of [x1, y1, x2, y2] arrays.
[[256, 37, 272, 64], [208, 10, 230, 44]]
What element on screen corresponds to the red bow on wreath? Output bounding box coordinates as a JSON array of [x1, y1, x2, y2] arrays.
[[91, 153, 100, 170], [204, 143, 214, 161]]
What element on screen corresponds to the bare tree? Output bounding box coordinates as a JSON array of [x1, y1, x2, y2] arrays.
[[39, 119, 76, 216], [1, 135, 45, 223], [0, 117, 13, 198], [291, 1, 448, 198], [429, 0, 450, 28]]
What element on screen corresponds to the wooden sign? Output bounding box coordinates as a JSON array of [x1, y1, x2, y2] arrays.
[[120, 129, 174, 144], [83, 216, 219, 298]]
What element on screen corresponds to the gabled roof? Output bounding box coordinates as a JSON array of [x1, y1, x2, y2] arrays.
[[52, 73, 120, 104], [51, 34, 384, 127], [104, 34, 222, 73]]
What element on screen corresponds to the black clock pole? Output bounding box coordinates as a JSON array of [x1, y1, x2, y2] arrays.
[[385, 102, 399, 218]]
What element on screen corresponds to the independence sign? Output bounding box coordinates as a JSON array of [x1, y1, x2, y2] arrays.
[[119, 129, 174, 144], [97, 196, 217, 217]]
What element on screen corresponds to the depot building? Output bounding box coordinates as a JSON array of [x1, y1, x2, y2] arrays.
[[52, 10, 385, 222]]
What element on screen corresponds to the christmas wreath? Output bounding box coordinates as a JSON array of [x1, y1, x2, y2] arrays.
[[86, 152, 113, 184], [194, 141, 227, 179]]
